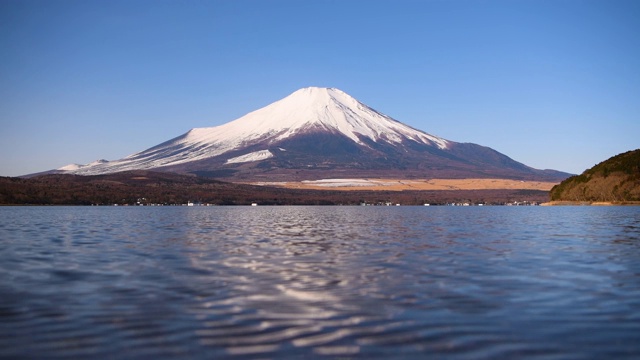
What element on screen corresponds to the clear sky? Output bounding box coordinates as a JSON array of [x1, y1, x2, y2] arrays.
[[1, 0, 638, 177]]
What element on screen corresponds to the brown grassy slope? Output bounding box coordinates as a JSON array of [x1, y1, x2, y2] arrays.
[[550, 149, 640, 202], [259, 178, 557, 191]]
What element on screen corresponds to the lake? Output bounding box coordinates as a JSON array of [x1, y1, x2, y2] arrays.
[[1, 206, 639, 359]]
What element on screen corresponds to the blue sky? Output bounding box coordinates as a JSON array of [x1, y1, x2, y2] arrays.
[[1, 0, 638, 177]]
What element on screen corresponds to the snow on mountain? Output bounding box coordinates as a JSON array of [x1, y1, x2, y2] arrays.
[[65, 87, 449, 175], [184, 87, 448, 149], [58, 164, 83, 171], [225, 150, 274, 164], [58, 159, 109, 171]]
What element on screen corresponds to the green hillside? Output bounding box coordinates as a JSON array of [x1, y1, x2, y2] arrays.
[[550, 149, 640, 202]]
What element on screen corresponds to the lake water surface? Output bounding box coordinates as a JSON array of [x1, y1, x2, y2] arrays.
[[1, 206, 639, 359]]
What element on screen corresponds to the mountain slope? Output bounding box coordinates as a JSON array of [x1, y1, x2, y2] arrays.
[[550, 149, 640, 202], [54, 87, 570, 181]]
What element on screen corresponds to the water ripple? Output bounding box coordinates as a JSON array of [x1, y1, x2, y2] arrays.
[[1, 206, 639, 358]]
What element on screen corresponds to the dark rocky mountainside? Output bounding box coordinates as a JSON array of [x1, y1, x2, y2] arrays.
[[550, 149, 640, 202]]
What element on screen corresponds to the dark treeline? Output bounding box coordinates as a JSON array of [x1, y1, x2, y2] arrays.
[[1, 171, 549, 206]]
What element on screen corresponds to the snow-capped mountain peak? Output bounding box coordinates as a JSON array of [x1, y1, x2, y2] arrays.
[[183, 87, 448, 150], [64, 87, 449, 175], [52, 87, 569, 182]]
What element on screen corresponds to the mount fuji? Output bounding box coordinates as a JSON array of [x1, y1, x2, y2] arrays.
[[53, 87, 569, 181]]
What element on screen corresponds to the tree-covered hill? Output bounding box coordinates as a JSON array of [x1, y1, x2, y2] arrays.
[[550, 149, 640, 202]]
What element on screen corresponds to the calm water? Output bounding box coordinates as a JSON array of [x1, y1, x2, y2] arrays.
[[1, 206, 639, 359]]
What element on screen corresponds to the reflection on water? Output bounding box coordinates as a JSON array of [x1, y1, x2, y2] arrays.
[[1, 206, 639, 358]]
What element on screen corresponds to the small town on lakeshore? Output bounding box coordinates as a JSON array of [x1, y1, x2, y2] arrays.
[[103, 199, 542, 207]]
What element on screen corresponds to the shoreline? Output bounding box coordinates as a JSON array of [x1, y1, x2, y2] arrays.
[[541, 201, 640, 206]]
